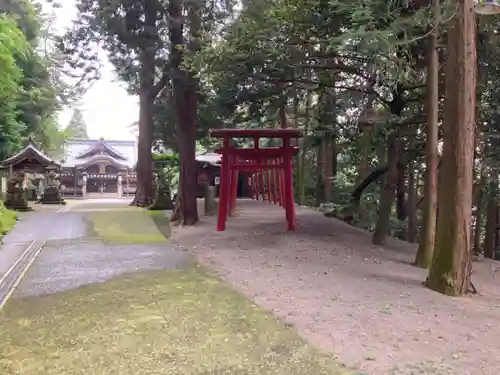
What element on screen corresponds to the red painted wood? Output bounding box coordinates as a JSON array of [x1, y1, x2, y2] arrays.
[[230, 163, 295, 170], [216, 138, 231, 231], [229, 155, 238, 215], [214, 147, 299, 158], [259, 167, 266, 201], [210, 128, 301, 139], [266, 166, 272, 203], [282, 137, 296, 230], [250, 174, 255, 200], [278, 158, 284, 207], [271, 159, 278, 204], [211, 130, 301, 231]]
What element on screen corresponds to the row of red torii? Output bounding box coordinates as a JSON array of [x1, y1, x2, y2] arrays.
[[209, 128, 301, 231]]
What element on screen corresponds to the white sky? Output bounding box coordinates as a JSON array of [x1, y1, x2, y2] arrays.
[[47, 0, 138, 140]]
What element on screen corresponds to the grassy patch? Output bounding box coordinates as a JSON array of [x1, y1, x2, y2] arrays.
[[0, 266, 350, 375], [0, 201, 17, 237], [85, 208, 167, 243], [147, 209, 171, 238]]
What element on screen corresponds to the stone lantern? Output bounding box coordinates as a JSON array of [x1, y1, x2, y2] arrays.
[[40, 164, 66, 205], [81, 171, 88, 198]]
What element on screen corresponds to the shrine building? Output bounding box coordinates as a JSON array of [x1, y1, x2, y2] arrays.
[[59, 137, 137, 198]]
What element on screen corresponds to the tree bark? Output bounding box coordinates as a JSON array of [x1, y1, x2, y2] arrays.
[[169, 0, 199, 225], [483, 178, 497, 259], [315, 139, 325, 206], [427, 0, 475, 296], [473, 170, 486, 254], [324, 135, 334, 202], [407, 167, 417, 243], [132, 51, 155, 207], [297, 88, 311, 206], [495, 205, 500, 253], [396, 160, 407, 239], [415, 1, 439, 268], [373, 133, 398, 245]]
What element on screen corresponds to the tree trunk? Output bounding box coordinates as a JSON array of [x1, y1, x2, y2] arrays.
[[373, 133, 398, 245], [483, 178, 497, 259], [495, 205, 500, 253], [396, 160, 407, 239], [473, 171, 486, 254], [279, 88, 287, 128], [407, 167, 417, 243], [132, 55, 155, 207], [297, 89, 311, 206], [356, 123, 373, 223], [177, 79, 199, 225], [332, 135, 338, 178], [169, 0, 199, 225], [315, 139, 325, 206], [427, 0, 475, 296], [415, 3, 439, 268], [324, 135, 334, 202]]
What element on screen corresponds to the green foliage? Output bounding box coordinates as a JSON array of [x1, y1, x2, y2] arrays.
[[0, 200, 17, 236], [0, 14, 28, 159], [65, 108, 88, 138], [152, 152, 180, 193], [0, 0, 68, 161]]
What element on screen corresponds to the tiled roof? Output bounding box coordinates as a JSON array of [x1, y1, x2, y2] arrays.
[[0, 141, 59, 167], [62, 138, 137, 168]]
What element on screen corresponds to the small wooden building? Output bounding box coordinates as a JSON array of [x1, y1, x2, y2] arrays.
[[0, 140, 60, 200], [195, 152, 251, 198]]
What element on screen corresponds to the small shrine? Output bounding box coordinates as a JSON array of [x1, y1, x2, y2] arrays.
[[0, 138, 64, 209]]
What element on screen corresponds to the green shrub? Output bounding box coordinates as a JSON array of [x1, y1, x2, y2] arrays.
[[0, 201, 17, 235]]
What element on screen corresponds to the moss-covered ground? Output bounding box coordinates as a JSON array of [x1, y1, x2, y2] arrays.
[[0, 203, 352, 375], [0, 201, 17, 238], [0, 266, 350, 375], [85, 207, 168, 243]]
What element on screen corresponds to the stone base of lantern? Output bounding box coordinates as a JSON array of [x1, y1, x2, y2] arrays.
[[5, 188, 33, 212], [40, 186, 66, 205]]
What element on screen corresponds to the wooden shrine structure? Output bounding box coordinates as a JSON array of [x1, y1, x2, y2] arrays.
[[0, 139, 63, 209], [209, 128, 301, 231]]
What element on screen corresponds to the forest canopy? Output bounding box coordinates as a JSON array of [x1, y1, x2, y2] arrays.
[[0, 0, 71, 159]]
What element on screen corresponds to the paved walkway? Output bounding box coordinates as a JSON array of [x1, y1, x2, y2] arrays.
[[0, 199, 187, 303]]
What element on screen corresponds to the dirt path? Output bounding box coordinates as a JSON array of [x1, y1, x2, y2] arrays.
[[172, 199, 500, 375]]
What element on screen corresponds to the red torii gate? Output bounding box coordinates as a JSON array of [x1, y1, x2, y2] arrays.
[[209, 128, 301, 231]]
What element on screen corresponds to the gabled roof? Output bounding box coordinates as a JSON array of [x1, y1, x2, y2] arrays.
[[196, 152, 221, 166], [0, 140, 59, 168], [75, 154, 129, 169], [75, 138, 127, 161]]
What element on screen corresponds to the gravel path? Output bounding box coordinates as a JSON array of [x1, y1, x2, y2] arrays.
[[172, 199, 500, 375], [0, 208, 84, 280], [3, 210, 88, 243], [9, 200, 188, 298], [15, 239, 187, 297]]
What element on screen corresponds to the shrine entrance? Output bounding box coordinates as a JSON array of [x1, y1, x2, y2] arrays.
[[86, 174, 119, 195], [209, 128, 301, 231]]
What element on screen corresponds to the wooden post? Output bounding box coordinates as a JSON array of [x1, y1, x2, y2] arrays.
[[266, 159, 272, 203], [282, 136, 296, 230], [216, 138, 231, 231], [250, 174, 255, 200], [204, 185, 217, 216], [278, 157, 284, 207], [229, 155, 238, 216]]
